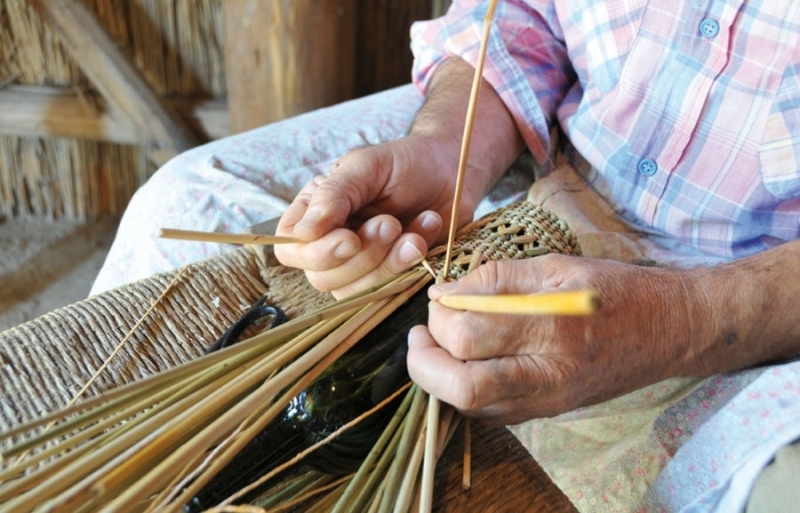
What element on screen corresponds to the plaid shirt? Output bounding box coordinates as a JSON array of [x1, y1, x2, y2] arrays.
[[411, 0, 800, 259]]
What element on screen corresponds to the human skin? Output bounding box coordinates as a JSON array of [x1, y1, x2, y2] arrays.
[[408, 245, 800, 424], [276, 57, 800, 425], [274, 57, 524, 298]]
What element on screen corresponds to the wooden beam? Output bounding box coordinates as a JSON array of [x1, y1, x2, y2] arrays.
[[28, 0, 202, 165], [223, 0, 357, 134], [0, 85, 229, 143], [0, 85, 134, 144], [167, 97, 230, 142]]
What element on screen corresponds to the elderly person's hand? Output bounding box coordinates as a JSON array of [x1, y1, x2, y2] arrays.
[[274, 57, 525, 298], [407, 245, 800, 425], [274, 135, 460, 298]]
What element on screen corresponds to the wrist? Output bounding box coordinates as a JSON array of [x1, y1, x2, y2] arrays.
[[674, 243, 800, 377], [677, 265, 763, 377], [621, 266, 709, 382], [409, 57, 525, 203], [662, 266, 719, 378]]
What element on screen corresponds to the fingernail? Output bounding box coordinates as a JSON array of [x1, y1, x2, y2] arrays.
[[334, 240, 359, 259], [407, 325, 427, 347], [420, 212, 441, 232], [399, 240, 424, 264], [379, 219, 401, 244]]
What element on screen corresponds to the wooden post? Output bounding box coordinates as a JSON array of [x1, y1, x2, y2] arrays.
[[355, 0, 435, 98], [223, 0, 357, 134]]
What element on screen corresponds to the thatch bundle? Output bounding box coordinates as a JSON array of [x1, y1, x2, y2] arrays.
[[0, 0, 224, 220]]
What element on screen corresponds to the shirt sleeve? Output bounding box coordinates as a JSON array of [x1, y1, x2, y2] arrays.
[[410, 0, 576, 163]]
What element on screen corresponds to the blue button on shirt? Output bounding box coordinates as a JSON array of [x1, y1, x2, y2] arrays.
[[700, 18, 720, 38], [638, 158, 658, 176]]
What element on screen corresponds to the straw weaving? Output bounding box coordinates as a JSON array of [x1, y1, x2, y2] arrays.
[[0, 201, 580, 512]]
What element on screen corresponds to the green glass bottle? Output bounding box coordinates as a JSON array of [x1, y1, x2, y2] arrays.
[[185, 288, 428, 511]]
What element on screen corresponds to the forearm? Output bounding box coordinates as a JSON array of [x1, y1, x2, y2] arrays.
[[678, 239, 800, 377], [409, 57, 526, 210]]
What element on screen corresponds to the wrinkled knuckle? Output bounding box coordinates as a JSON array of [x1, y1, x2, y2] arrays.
[[320, 173, 359, 199], [331, 149, 359, 170], [474, 260, 502, 290], [304, 271, 336, 293], [539, 252, 568, 270], [445, 323, 475, 361], [334, 145, 383, 171], [449, 377, 481, 411], [507, 358, 531, 387]]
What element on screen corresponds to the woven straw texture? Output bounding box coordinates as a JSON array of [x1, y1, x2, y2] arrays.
[[431, 200, 581, 278], [0, 247, 331, 432]]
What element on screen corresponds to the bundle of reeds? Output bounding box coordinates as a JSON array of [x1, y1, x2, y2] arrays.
[[0, 0, 224, 219], [0, 200, 585, 512]]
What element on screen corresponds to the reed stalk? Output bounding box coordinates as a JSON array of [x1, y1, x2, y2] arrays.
[[437, 289, 600, 315], [252, 472, 340, 512], [159, 228, 300, 245], [0, 369, 216, 496], [392, 419, 427, 513], [421, 2, 500, 510], [331, 389, 412, 513], [97, 309, 369, 511], [377, 386, 427, 513], [163, 303, 395, 512]]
